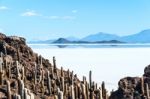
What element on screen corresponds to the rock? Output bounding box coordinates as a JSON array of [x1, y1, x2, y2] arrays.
[[110, 65, 150, 99]]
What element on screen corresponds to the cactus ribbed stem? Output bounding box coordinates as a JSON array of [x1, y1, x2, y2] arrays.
[[89, 70, 93, 99], [47, 71, 52, 95], [81, 83, 87, 99], [6, 80, 11, 99], [53, 56, 57, 74], [141, 76, 145, 95], [146, 83, 150, 99], [18, 79, 24, 99]]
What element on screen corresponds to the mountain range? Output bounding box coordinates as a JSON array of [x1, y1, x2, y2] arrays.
[[28, 29, 150, 44]]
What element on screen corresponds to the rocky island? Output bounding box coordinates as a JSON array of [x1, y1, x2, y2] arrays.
[[0, 33, 150, 99]]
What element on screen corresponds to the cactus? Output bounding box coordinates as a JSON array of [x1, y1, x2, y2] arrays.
[[141, 76, 145, 95], [41, 69, 45, 95], [64, 83, 68, 96], [146, 83, 150, 99], [47, 71, 52, 95], [13, 94, 21, 99], [3, 43, 7, 55], [99, 88, 103, 99], [0, 58, 4, 85], [89, 70, 93, 99], [40, 55, 42, 66], [86, 83, 89, 99], [27, 89, 35, 99], [77, 83, 81, 99], [7, 62, 11, 79], [94, 88, 103, 99], [53, 56, 57, 74], [61, 67, 64, 77], [24, 88, 30, 99], [81, 83, 87, 99], [16, 61, 21, 79], [71, 85, 75, 99], [17, 46, 20, 62], [58, 88, 64, 99], [21, 66, 25, 81], [83, 76, 86, 84], [6, 80, 11, 99], [60, 77, 64, 92], [71, 71, 74, 85], [34, 63, 37, 85], [74, 85, 78, 99], [54, 95, 58, 99], [102, 81, 106, 99], [18, 78, 24, 99]]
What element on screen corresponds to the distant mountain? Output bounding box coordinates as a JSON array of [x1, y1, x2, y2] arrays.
[[28, 39, 55, 44], [81, 32, 120, 42], [53, 38, 71, 43], [121, 29, 150, 43], [52, 38, 124, 44], [29, 29, 150, 44]]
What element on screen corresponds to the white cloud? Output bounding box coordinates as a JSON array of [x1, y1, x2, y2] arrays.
[[0, 6, 9, 10], [21, 10, 39, 16], [72, 10, 77, 13]]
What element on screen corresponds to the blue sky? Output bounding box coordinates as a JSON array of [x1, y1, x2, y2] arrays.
[[0, 0, 150, 41]]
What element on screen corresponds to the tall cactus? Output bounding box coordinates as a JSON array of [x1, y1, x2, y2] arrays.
[[17, 46, 20, 62], [141, 76, 145, 95], [3, 43, 7, 55], [89, 70, 93, 99], [34, 63, 37, 85], [61, 67, 64, 77], [16, 61, 21, 79], [47, 71, 52, 95], [6, 80, 11, 99], [21, 66, 25, 81], [7, 62, 11, 79], [18, 78, 24, 99], [13, 93, 21, 99], [102, 81, 106, 99], [53, 56, 57, 74], [58, 88, 64, 99], [74, 85, 78, 99], [0, 57, 4, 85], [81, 83, 87, 99], [71, 85, 75, 99], [60, 77, 64, 92], [86, 83, 89, 99], [146, 83, 150, 99], [41, 69, 45, 95]]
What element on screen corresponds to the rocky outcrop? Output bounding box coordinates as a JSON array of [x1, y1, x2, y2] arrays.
[[110, 65, 150, 99], [0, 33, 109, 99]]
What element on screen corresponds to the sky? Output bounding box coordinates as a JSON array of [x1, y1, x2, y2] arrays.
[[0, 0, 150, 41]]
